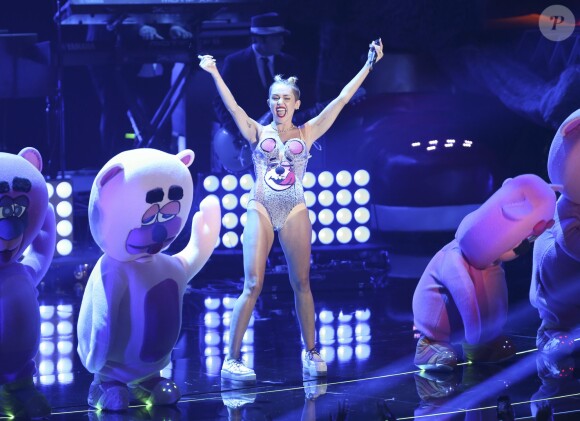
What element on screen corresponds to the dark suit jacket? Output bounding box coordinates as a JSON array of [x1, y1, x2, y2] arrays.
[[213, 46, 301, 131]]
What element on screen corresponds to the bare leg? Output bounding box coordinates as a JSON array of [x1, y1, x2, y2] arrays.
[[279, 208, 315, 350], [227, 207, 274, 359]]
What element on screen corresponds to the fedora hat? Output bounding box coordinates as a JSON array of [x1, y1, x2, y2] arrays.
[[250, 12, 290, 36]]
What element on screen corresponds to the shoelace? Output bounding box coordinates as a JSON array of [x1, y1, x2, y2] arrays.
[[229, 358, 248, 370], [306, 347, 321, 360]]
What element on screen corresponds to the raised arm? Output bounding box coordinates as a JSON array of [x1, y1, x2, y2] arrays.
[[304, 39, 383, 148], [199, 54, 261, 143]]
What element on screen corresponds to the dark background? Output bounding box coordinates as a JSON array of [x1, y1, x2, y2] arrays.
[[0, 0, 578, 188]]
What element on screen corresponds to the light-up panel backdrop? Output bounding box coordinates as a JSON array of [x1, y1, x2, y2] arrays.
[[201, 170, 371, 249], [47, 179, 74, 257], [202, 295, 255, 375], [35, 303, 75, 386]]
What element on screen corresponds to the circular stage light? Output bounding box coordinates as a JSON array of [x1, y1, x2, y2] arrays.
[[205, 297, 221, 310], [336, 189, 352, 206], [336, 227, 353, 244], [318, 171, 334, 188], [222, 231, 239, 248], [222, 212, 239, 229], [47, 182, 54, 199], [303, 172, 316, 189], [355, 344, 371, 360], [57, 340, 74, 354], [203, 175, 219, 192], [354, 169, 370, 186], [56, 239, 73, 256], [57, 320, 73, 336], [354, 207, 370, 224], [308, 209, 317, 224], [204, 312, 221, 329], [39, 341, 55, 356], [318, 209, 335, 226], [354, 226, 370, 243], [318, 227, 334, 244], [336, 170, 352, 187], [336, 208, 353, 225], [56, 181, 72, 199], [355, 308, 371, 321], [56, 201, 73, 218], [221, 174, 238, 191], [204, 331, 220, 346], [354, 188, 370, 205], [304, 190, 316, 207], [57, 220, 73, 237], [221, 193, 238, 210], [222, 296, 236, 309], [355, 323, 371, 337], [319, 310, 334, 324], [240, 193, 250, 209], [318, 190, 334, 207], [239, 174, 254, 191]]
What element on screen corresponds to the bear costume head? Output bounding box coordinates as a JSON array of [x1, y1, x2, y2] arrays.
[[456, 174, 556, 270], [0, 147, 49, 264], [88, 148, 195, 262]]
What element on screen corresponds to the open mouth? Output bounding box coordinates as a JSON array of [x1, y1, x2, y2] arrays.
[[127, 237, 175, 255], [266, 170, 296, 190], [276, 107, 287, 117]]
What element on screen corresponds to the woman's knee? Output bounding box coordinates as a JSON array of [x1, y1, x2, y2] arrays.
[[290, 275, 311, 293], [243, 275, 264, 297]]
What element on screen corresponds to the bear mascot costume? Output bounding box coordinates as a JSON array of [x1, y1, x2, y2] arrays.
[[531, 109, 580, 356], [0, 147, 55, 418], [413, 174, 556, 371], [77, 148, 221, 411]]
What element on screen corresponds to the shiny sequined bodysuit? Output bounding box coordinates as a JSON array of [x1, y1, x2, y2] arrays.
[[249, 125, 309, 231]]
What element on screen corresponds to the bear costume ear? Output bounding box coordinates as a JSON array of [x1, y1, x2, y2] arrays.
[[96, 163, 124, 189], [562, 116, 580, 137], [18, 147, 43, 172], [177, 149, 195, 168]]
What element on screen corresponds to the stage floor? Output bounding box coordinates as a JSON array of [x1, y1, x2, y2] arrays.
[[9, 252, 580, 421]]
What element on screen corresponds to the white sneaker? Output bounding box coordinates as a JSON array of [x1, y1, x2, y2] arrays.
[[302, 348, 327, 377], [221, 384, 257, 410], [304, 379, 327, 400], [221, 358, 256, 382]]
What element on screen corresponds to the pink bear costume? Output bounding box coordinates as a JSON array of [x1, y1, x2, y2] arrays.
[[77, 149, 221, 411], [413, 174, 556, 371], [531, 109, 580, 356], [0, 148, 56, 419]]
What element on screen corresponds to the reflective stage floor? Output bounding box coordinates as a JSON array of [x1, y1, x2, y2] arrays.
[[7, 250, 580, 420]]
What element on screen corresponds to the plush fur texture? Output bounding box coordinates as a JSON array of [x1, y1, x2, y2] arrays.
[[77, 148, 221, 386], [531, 109, 580, 342], [0, 148, 55, 416], [414, 174, 556, 346]]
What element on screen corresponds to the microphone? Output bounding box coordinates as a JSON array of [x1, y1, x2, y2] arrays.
[[368, 38, 380, 70]]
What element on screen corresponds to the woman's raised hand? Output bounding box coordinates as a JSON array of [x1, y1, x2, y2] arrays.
[[367, 38, 384, 67], [198, 54, 218, 74]]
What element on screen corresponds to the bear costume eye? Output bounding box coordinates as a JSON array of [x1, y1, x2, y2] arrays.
[[0, 205, 13, 218], [12, 203, 26, 218], [158, 201, 181, 223], [0, 204, 27, 219], [142, 204, 160, 225]]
